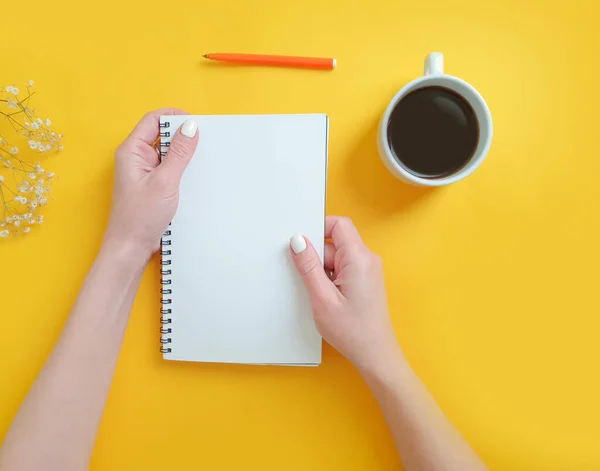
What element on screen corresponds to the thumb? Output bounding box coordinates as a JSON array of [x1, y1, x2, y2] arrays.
[[290, 234, 338, 305], [159, 119, 199, 182]]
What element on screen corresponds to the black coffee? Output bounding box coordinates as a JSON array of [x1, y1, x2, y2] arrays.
[[387, 86, 479, 178]]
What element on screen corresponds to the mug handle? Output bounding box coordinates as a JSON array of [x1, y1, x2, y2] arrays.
[[424, 52, 444, 76]]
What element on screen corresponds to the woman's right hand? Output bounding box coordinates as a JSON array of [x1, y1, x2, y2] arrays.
[[291, 218, 489, 471], [289, 216, 402, 371]]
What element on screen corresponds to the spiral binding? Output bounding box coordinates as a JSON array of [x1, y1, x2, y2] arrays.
[[160, 118, 173, 354], [160, 223, 173, 354], [159, 121, 170, 157]]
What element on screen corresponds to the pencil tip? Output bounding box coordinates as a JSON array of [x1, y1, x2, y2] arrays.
[[202, 54, 209, 59]]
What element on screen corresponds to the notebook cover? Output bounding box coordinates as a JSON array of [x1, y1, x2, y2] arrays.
[[159, 114, 328, 365]]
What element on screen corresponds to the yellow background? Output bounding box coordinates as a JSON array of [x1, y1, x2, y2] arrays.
[[1, 0, 599, 469]]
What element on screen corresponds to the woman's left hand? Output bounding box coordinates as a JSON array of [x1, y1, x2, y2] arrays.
[[104, 108, 199, 259]]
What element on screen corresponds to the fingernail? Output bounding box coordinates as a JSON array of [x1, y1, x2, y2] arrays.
[[180, 119, 198, 138], [290, 234, 307, 254]]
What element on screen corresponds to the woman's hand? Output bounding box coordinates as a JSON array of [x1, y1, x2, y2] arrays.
[[0, 109, 201, 471], [290, 219, 488, 471], [104, 109, 199, 259], [289, 216, 401, 371]]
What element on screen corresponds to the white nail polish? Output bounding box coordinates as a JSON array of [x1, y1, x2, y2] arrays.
[[180, 119, 198, 138], [290, 234, 307, 254]]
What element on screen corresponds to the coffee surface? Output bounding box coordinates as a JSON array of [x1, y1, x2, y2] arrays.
[[387, 86, 479, 178]]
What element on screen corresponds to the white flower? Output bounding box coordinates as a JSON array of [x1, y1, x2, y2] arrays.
[[13, 220, 20, 227], [23, 213, 32, 220], [3, 159, 10, 168], [29, 80, 35, 87], [10, 146, 18, 154], [38, 178, 45, 185], [36, 118, 42, 124], [8, 101, 17, 109], [31, 201, 38, 209], [6, 217, 13, 223], [5, 86, 19, 95], [47, 172, 55, 178], [23, 227, 31, 233], [37, 216, 44, 224], [0, 222, 5, 227], [57, 145, 63, 151], [45, 144, 51, 152], [45, 118, 52, 126], [19, 197, 27, 204], [29, 140, 37, 149], [31, 122, 40, 130], [0, 230, 9, 238], [0, 176, 3, 183], [39, 196, 47, 205]]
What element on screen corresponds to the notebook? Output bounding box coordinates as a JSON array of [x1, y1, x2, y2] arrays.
[[159, 114, 328, 366]]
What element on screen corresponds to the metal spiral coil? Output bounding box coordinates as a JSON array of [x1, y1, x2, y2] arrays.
[[160, 221, 173, 354], [160, 121, 174, 355], [160, 220, 173, 354]]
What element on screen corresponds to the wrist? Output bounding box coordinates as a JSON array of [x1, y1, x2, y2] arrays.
[[355, 341, 410, 384], [99, 236, 153, 270]]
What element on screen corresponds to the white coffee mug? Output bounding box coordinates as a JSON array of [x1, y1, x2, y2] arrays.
[[377, 53, 493, 186]]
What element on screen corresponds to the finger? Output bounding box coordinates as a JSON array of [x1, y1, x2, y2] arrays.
[[158, 119, 199, 183], [325, 216, 365, 249], [289, 235, 339, 305], [128, 108, 188, 146], [324, 242, 335, 270]]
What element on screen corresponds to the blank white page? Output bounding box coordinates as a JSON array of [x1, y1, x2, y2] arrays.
[[160, 114, 327, 365]]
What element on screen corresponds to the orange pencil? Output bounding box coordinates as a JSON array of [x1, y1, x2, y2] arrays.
[[203, 53, 336, 70]]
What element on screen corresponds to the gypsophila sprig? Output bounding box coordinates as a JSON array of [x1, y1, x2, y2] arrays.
[[0, 81, 63, 238]]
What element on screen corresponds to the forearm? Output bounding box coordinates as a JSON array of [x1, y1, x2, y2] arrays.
[[0, 240, 149, 471], [359, 347, 487, 471]]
